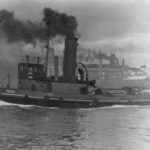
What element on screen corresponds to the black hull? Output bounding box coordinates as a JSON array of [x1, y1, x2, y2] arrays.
[[1, 93, 150, 108]]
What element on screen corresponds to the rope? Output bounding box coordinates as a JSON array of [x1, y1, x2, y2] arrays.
[[0, 71, 17, 87], [0, 74, 8, 85]]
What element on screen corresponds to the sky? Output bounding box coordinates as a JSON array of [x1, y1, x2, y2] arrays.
[[0, 0, 150, 71]]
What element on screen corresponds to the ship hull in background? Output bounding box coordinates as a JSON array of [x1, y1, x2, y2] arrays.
[[87, 65, 149, 89], [96, 78, 150, 89]]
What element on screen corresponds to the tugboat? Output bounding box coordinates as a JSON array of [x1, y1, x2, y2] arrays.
[[1, 36, 150, 108]]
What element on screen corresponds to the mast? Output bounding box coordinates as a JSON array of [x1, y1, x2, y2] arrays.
[[45, 29, 50, 76], [7, 73, 10, 89], [98, 50, 103, 79]]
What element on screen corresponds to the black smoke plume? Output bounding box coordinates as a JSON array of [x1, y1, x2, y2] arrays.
[[0, 10, 46, 43], [43, 8, 78, 37], [0, 8, 78, 43]]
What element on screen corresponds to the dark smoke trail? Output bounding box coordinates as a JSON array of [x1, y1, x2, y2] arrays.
[[0, 10, 46, 43], [43, 8, 78, 37], [0, 9, 78, 43]]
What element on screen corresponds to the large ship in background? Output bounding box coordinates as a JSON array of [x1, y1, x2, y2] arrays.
[[86, 52, 150, 89]]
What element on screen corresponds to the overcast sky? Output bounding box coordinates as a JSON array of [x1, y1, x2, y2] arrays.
[[0, 0, 150, 69]]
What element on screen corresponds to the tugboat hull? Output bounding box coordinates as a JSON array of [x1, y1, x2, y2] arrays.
[[1, 92, 150, 108]]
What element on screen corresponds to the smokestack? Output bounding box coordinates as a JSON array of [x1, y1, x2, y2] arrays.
[[37, 57, 40, 64], [110, 54, 116, 66], [54, 56, 59, 81], [122, 59, 125, 66], [47, 48, 54, 77], [63, 37, 78, 83], [26, 55, 29, 64], [116, 58, 119, 65]]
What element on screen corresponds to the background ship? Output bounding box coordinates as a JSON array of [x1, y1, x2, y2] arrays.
[[86, 52, 150, 88]]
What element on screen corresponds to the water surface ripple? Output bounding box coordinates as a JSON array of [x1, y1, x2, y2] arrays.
[[0, 102, 149, 150]]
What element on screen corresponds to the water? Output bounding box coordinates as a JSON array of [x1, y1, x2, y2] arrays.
[[0, 101, 150, 150]]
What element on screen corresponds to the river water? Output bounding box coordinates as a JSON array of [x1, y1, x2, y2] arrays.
[[0, 101, 150, 150]]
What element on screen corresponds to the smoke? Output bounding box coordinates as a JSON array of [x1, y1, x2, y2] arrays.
[[43, 8, 78, 37], [0, 8, 78, 43], [0, 10, 46, 43]]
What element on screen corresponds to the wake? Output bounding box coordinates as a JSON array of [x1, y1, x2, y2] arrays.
[[0, 99, 60, 109], [79, 105, 141, 111], [0, 100, 35, 108]]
